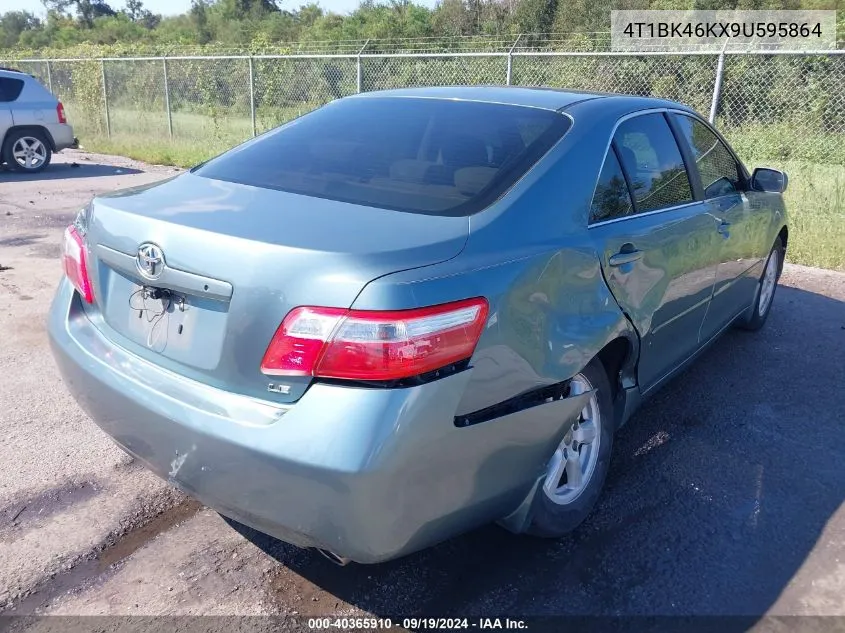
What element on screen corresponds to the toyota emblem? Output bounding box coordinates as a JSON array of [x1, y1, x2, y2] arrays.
[[136, 243, 165, 280]]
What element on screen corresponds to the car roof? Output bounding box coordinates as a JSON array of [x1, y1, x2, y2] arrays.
[[0, 68, 37, 84], [350, 86, 691, 114], [0, 67, 29, 76]]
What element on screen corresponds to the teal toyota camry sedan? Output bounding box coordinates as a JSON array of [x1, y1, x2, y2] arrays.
[[48, 86, 788, 564]]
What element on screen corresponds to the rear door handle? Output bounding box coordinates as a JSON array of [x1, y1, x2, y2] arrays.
[[717, 221, 731, 237], [608, 250, 644, 267]]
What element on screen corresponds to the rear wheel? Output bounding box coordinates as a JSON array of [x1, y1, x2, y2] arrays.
[[739, 236, 783, 331], [3, 130, 52, 173], [526, 358, 614, 537]]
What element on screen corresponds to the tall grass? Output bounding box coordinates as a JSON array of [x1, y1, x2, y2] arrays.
[[71, 103, 318, 168], [73, 108, 845, 272], [771, 161, 845, 271]]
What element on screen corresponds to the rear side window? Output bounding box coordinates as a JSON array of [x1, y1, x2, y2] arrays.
[[672, 114, 742, 199], [614, 113, 693, 213], [197, 97, 571, 217], [590, 148, 634, 224], [0, 77, 25, 103]]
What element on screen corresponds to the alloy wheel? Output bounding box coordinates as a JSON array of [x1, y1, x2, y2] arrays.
[[542, 373, 602, 505], [758, 248, 779, 317], [12, 136, 48, 170]]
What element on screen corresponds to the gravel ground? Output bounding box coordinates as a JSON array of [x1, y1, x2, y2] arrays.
[[0, 150, 844, 623]]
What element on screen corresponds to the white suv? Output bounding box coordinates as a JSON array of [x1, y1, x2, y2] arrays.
[[1, 67, 77, 173]]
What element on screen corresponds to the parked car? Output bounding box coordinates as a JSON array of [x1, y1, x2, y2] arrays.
[[0, 67, 77, 173], [48, 87, 788, 564]]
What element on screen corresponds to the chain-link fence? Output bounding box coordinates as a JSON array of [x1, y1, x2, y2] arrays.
[[5, 48, 845, 164]]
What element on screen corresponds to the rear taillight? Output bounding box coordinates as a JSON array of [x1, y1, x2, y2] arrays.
[[56, 102, 67, 124], [261, 298, 489, 381], [62, 225, 93, 303]]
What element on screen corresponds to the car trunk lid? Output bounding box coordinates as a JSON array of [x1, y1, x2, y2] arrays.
[[81, 173, 469, 404]]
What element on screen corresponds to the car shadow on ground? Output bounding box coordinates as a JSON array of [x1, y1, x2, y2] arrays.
[[0, 162, 142, 181], [230, 284, 844, 619]]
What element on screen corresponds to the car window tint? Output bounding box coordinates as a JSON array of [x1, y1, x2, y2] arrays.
[[197, 97, 571, 217], [590, 147, 634, 224], [614, 113, 693, 213], [517, 118, 553, 146], [672, 114, 741, 199], [0, 77, 25, 102]]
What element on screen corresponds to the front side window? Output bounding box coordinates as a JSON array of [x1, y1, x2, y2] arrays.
[[197, 97, 571, 217], [672, 114, 742, 199], [590, 148, 634, 224], [614, 113, 693, 213]]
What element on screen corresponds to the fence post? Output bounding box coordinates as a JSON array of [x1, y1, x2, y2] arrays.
[[101, 59, 111, 139], [506, 34, 522, 86], [709, 42, 728, 125], [163, 57, 173, 139], [357, 39, 370, 94], [46, 60, 53, 96], [248, 56, 256, 137]]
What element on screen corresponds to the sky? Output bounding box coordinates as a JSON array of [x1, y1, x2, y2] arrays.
[[0, 0, 416, 17]]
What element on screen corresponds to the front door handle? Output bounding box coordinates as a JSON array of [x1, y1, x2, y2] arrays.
[[608, 249, 644, 267], [717, 221, 731, 237]]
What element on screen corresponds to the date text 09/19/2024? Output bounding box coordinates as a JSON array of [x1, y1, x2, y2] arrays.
[[306, 618, 529, 629]]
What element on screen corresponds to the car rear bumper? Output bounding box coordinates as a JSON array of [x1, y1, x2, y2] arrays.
[[45, 122, 75, 151], [48, 280, 586, 563]]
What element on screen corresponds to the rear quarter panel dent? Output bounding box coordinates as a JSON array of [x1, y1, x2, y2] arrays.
[[353, 246, 637, 416]]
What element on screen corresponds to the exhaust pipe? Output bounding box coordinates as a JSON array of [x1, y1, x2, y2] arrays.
[[317, 548, 351, 566]]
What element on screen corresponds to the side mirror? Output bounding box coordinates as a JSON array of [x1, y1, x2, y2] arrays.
[[751, 167, 788, 193]]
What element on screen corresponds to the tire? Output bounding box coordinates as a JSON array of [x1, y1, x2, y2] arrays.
[[2, 129, 52, 173], [738, 236, 783, 332], [526, 357, 615, 537]]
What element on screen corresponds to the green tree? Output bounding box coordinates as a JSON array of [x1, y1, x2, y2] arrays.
[[431, 0, 472, 36], [297, 3, 323, 28], [218, 0, 279, 21], [514, 0, 556, 35], [123, 0, 160, 28], [190, 0, 213, 43], [0, 11, 42, 48], [41, 0, 117, 28]]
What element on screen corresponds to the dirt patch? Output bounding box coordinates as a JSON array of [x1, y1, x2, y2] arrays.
[[0, 481, 101, 543], [3, 498, 201, 615], [99, 499, 203, 571], [0, 235, 46, 248], [26, 242, 61, 260]]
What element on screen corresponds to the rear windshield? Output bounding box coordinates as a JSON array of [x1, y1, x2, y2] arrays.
[[197, 97, 571, 216]]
